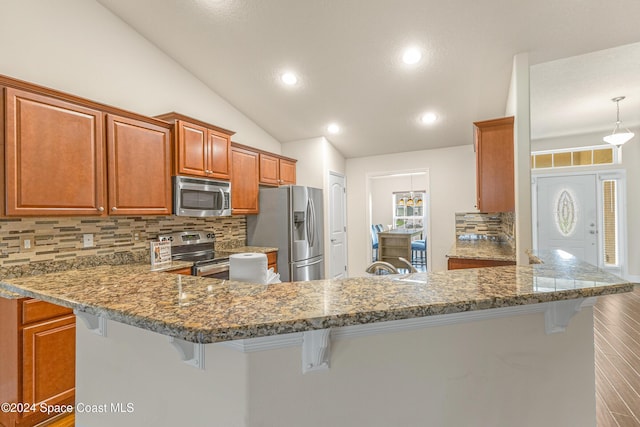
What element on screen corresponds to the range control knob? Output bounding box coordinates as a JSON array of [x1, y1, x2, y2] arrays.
[[207, 233, 215, 239]]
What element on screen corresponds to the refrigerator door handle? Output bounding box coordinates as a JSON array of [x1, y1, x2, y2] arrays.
[[295, 259, 323, 268], [309, 198, 315, 247], [305, 199, 312, 245]]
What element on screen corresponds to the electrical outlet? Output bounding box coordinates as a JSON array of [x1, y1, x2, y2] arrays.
[[83, 233, 94, 248], [132, 232, 140, 242], [19, 235, 35, 252]]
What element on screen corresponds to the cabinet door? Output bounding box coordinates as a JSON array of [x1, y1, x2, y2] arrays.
[[475, 117, 514, 212], [279, 158, 296, 185], [4, 87, 106, 216], [266, 251, 278, 273], [176, 120, 207, 177], [259, 153, 280, 186], [22, 315, 75, 423], [231, 147, 259, 214], [207, 129, 231, 180], [107, 115, 172, 215]]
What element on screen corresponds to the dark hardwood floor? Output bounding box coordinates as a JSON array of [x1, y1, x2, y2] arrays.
[[39, 413, 74, 427], [594, 285, 640, 426]]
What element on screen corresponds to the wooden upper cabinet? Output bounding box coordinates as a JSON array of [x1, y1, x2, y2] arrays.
[[156, 112, 234, 180], [4, 87, 106, 216], [259, 153, 280, 185], [208, 129, 232, 179], [279, 158, 296, 185], [259, 153, 297, 186], [106, 114, 172, 215], [177, 120, 208, 177], [231, 146, 259, 214], [474, 116, 515, 212]]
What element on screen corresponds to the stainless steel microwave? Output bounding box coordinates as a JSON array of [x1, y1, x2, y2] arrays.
[[173, 176, 231, 217]]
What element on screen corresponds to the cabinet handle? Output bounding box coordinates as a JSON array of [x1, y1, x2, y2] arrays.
[[98, 207, 104, 212], [112, 207, 117, 212], [205, 169, 212, 174]]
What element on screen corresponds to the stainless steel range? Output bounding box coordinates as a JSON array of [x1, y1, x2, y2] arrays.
[[158, 231, 229, 279]]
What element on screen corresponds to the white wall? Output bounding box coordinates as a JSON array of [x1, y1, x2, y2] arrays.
[[0, 0, 281, 153], [370, 175, 426, 230], [506, 53, 532, 265], [371, 176, 405, 228], [346, 145, 476, 275], [531, 127, 640, 279], [77, 308, 598, 427]]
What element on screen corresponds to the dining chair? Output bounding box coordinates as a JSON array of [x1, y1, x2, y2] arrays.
[[371, 225, 380, 261], [411, 239, 426, 268]]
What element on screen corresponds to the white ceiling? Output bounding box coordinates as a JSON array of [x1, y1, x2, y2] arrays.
[[96, 0, 640, 158]]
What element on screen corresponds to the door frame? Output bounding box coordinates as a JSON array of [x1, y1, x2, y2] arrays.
[[365, 168, 431, 271], [531, 169, 627, 277], [328, 171, 348, 279]]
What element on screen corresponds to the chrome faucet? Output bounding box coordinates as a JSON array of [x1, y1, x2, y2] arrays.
[[366, 257, 417, 275]]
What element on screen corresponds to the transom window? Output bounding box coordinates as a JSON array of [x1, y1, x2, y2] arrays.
[[531, 145, 618, 170]]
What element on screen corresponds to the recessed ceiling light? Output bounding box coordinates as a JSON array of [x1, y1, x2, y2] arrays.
[[327, 123, 340, 134], [281, 72, 298, 86], [402, 47, 422, 65], [420, 112, 438, 124]]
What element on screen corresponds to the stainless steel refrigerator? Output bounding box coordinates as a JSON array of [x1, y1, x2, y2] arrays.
[[247, 186, 324, 282]]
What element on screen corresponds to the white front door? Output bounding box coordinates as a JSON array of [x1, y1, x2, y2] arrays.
[[536, 174, 598, 265], [329, 172, 347, 279]]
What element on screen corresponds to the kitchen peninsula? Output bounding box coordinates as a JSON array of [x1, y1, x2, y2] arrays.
[[0, 251, 633, 427]]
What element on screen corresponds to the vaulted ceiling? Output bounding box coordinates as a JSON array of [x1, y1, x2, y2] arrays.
[[97, 0, 640, 157]]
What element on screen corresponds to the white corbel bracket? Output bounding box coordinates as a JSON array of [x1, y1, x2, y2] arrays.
[[544, 297, 595, 334], [302, 329, 331, 374], [74, 311, 108, 337], [168, 337, 205, 370]]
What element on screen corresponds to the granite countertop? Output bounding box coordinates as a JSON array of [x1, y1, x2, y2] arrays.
[[223, 246, 278, 254], [447, 239, 516, 262], [0, 250, 633, 344]]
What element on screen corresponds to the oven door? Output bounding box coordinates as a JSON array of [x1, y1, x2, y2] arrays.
[[193, 261, 230, 280], [174, 176, 231, 217]]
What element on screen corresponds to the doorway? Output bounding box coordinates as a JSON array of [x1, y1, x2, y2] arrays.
[[367, 170, 430, 272], [532, 171, 626, 276]]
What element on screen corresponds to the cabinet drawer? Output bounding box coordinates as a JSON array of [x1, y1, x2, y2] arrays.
[[22, 299, 73, 325]]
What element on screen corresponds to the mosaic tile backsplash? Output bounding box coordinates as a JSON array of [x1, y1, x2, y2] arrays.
[[455, 212, 515, 242], [0, 216, 246, 267]]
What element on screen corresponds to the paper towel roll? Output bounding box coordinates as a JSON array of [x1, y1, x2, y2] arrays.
[[229, 253, 268, 284]]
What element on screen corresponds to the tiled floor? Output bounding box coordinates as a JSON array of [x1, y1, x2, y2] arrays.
[[594, 285, 640, 426]]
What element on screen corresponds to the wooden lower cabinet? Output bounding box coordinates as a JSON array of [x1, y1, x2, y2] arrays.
[[266, 251, 277, 273], [0, 298, 75, 427], [447, 257, 516, 270], [167, 266, 193, 275]]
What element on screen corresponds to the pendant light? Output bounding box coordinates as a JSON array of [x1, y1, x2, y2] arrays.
[[603, 96, 634, 146], [406, 174, 414, 207]]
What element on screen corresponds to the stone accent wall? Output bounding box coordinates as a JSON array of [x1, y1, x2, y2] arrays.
[[455, 212, 515, 242], [0, 216, 246, 267]]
